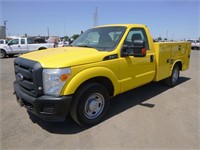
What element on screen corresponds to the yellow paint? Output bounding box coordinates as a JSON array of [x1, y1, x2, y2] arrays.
[[153, 42, 191, 81], [20, 24, 191, 96]]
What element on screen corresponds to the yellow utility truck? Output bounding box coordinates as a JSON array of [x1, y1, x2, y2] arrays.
[[13, 24, 191, 126]]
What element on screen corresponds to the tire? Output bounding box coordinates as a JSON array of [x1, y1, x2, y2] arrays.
[[38, 47, 46, 50], [164, 64, 180, 87], [70, 83, 110, 127], [0, 50, 6, 59], [8, 54, 14, 58]]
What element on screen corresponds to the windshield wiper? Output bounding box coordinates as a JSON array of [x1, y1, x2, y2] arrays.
[[77, 45, 96, 48]]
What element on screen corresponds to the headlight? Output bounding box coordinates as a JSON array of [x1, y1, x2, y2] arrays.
[[43, 68, 71, 97]]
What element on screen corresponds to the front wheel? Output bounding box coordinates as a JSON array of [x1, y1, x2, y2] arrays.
[[164, 64, 180, 87], [70, 83, 110, 127], [0, 50, 6, 59]]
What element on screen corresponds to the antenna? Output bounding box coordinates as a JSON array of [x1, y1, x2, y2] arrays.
[[93, 7, 98, 27]]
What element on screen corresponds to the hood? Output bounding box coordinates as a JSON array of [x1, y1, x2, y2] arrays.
[[20, 47, 108, 68]]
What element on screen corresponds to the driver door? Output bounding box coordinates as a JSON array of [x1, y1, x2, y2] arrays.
[[7, 39, 21, 53], [119, 28, 156, 92]]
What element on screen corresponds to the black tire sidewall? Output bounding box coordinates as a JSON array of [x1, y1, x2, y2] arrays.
[[8, 54, 14, 57], [171, 65, 180, 86], [164, 64, 180, 87], [0, 50, 6, 58], [70, 83, 110, 127], [171, 65, 180, 85]]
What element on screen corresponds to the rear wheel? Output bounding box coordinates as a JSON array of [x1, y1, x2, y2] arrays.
[[38, 47, 46, 50], [164, 64, 180, 87], [8, 54, 14, 57], [0, 50, 6, 59], [70, 83, 110, 127]]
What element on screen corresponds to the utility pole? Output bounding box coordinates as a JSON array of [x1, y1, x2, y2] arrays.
[[93, 7, 98, 27], [4, 20, 7, 29], [4, 20, 8, 38], [64, 20, 66, 37], [47, 27, 49, 37], [166, 30, 168, 41]]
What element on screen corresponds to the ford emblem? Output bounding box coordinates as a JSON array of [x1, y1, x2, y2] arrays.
[[16, 73, 24, 81]]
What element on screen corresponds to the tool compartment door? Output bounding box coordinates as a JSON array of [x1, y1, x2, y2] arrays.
[[154, 43, 172, 81], [184, 43, 191, 70]]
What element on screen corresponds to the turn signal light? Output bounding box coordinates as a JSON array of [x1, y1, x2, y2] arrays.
[[60, 74, 70, 81]]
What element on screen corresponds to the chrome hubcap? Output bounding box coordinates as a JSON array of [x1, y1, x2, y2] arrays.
[[84, 93, 105, 119]]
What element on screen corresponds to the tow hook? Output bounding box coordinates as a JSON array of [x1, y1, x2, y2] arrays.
[[17, 98, 24, 107]]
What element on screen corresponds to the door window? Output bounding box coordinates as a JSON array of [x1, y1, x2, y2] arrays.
[[27, 38, 34, 44], [21, 39, 25, 44], [123, 28, 149, 50], [9, 39, 19, 45]]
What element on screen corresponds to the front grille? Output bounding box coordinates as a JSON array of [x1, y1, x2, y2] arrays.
[[14, 57, 43, 97]]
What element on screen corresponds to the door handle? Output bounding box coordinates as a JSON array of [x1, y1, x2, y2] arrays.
[[167, 59, 170, 63], [150, 55, 154, 62], [18, 45, 20, 47], [178, 45, 181, 50]]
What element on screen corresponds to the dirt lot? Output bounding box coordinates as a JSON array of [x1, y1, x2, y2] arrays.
[[0, 50, 199, 149]]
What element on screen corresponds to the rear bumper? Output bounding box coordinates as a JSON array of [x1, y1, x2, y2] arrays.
[[14, 81, 72, 122]]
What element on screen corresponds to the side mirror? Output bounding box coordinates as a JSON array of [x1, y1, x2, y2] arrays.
[[121, 40, 146, 57], [121, 45, 132, 57], [132, 40, 146, 57]]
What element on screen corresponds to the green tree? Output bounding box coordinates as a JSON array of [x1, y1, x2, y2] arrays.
[[71, 34, 80, 40], [158, 37, 162, 41], [64, 36, 69, 41]]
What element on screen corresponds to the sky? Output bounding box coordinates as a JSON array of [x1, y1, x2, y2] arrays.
[[1, 0, 199, 40]]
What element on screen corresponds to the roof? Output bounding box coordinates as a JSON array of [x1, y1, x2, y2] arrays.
[[95, 24, 147, 28]]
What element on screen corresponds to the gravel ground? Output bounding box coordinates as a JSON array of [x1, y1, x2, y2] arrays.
[[0, 50, 199, 150]]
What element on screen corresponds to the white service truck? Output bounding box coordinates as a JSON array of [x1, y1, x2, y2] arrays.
[[0, 37, 55, 58], [187, 39, 200, 50], [0, 39, 10, 46]]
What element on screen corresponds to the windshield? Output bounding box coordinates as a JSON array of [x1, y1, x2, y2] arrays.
[[71, 26, 126, 51]]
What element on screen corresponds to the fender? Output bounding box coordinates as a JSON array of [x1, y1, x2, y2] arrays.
[[0, 48, 10, 54], [61, 67, 120, 96], [0, 48, 6, 52], [170, 59, 183, 74]]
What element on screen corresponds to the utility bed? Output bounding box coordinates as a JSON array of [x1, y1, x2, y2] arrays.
[[153, 42, 191, 81]]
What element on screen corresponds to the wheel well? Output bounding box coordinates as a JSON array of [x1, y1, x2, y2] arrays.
[[76, 77, 114, 97], [175, 61, 182, 71], [0, 49, 7, 55], [1, 49, 6, 52], [38, 47, 47, 50]]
